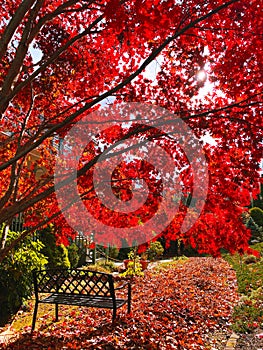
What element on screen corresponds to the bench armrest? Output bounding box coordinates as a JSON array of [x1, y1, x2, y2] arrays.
[[114, 281, 130, 290]]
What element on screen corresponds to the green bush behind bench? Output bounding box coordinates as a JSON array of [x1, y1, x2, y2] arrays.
[[0, 226, 47, 326]]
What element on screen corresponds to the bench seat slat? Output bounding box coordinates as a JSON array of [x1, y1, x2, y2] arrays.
[[41, 293, 128, 309]]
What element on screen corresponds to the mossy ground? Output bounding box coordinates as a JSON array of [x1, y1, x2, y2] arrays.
[[224, 243, 263, 333]]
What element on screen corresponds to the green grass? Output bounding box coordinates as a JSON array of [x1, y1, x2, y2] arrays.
[[224, 243, 263, 333], [151, 256, 188, 273]]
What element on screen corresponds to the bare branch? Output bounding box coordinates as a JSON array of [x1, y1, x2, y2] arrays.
[[0, 0, 37, 60]]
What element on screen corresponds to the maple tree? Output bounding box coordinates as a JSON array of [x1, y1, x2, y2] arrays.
[[0, 0, 262, 261]]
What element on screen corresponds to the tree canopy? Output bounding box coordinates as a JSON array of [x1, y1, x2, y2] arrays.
[[0, 0, 262, 260]]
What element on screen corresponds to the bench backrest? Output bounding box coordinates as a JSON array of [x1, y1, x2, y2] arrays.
[[33, 268, 114, 297]]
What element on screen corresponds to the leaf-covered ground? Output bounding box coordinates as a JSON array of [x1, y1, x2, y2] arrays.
[[3, 258, 239, 349]]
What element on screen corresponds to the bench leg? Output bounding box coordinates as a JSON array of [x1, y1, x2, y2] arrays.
[[55, 303, 59, 321], [112, 308, 116, 323], [31, 302, 38, 332], [127, 283, 131, 314]]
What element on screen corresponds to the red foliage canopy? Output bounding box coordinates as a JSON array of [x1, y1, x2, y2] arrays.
[[0, 0, 262, 259]]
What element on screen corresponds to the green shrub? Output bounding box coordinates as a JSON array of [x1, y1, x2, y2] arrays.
[[117, 239, 130, 260], [82, 263, 111, 274], [147, 241, 164, 261], [67, 243, 80, 268], [231, 287, 263, 333], [231, 301, 263, 333], [243, 254, 260, 264], [224, 250, 263, 295], [250, 207, 263, 227], [108, 245, 119, 259], [120, 250, 144, 278], [251, 286, 263, 300], [224, 244, 263, 333], [51, 244, 70, 269], [0, 226, 48, 326], [83, 260, 118, 273], [38, 226, 70, 269], [98, 260, 118, 272], [120, 260, 144, 277], [248, 207, 263, 243]]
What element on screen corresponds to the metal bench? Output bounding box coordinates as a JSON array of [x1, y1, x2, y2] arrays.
[[32, 268, 131, 331]]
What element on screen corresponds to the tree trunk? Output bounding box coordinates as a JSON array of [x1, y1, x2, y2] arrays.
[[0, 223, 9, 251]]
